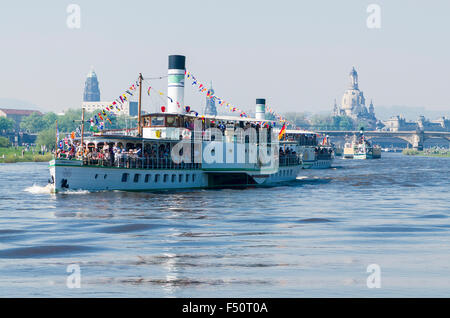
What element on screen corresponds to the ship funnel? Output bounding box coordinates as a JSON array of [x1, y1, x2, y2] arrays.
[[255, 98, 266, 120], [167, 55, 186, 114]]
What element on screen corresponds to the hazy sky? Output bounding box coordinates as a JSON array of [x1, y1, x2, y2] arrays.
[[1, 0, 449, 115]]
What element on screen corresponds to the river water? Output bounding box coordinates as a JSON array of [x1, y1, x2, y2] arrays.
[[0, 153, 449, 297]]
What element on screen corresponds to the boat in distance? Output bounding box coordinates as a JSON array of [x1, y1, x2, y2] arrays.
[[284, 130, 333, 169], [343, 131, 381, 159]]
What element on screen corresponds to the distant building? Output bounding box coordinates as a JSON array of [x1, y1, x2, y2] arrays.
[[0, 108, 43, 130], [83, 67, 101, 102], [382, 115, 450, 132], [203, 82, 217, 116], [333, 67, 377, 129], [81, 67, 138, 117], [82, 100, 138, 117]]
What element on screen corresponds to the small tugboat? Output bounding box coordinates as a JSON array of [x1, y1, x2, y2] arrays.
[[343, 130, 381, 159]]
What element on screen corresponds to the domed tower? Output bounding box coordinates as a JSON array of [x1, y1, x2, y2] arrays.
[[203, 82, 217, 116], [334, 66, 377, 129], [83, 66, 101, 102], [341, 66, 365, 118]]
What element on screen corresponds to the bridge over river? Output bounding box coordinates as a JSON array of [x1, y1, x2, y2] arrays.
[[316, 130, 450, 150]]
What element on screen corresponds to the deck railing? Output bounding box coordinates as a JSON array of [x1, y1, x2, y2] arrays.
[[82, 156, 201, 170], [279, 155, 300, 167]]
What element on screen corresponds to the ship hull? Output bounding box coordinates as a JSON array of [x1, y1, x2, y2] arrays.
[[49, 159, 301, 192], [343, 147, 381, 160], [302, 159, 332, 169]]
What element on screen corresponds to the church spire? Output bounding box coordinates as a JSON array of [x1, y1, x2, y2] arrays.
[[369, 99, 375, 114]]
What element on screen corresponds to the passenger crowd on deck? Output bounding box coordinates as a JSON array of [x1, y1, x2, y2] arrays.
[[56, 141, 173, 164]]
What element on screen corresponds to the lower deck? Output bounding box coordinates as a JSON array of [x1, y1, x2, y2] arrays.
[[49, 160, 301, 192]]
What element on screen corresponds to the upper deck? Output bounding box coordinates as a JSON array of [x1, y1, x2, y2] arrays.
[[140, 112, 280, 141]]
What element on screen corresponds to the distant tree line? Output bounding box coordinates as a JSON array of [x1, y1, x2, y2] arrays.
[[1, 108, 138, 150], [283, 112, 368, 131]]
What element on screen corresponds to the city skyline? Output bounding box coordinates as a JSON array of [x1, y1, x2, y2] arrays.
[[1, 0, 449, 116]]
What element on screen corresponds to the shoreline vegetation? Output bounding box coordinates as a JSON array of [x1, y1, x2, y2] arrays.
[[0, 147, 52, 163], [403, 148, 450, 157]]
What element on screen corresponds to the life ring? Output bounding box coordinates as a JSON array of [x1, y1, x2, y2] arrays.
[[182, 129, 191, 139]]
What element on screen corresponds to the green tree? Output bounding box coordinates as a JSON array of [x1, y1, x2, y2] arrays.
[[20, 112, 46, 132], [42, 112, 58, 129], [36, 128, 56, 150], [337, 116, 354, 130], [357, 120, 369, 131], [284, 112, 311, 129], [310, 114, 334, 130], [0, 136, 10, 147], [57, 109, 83, 132], [0, 117, 15, 131]]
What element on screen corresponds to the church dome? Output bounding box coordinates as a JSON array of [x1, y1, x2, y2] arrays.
[[341, 89, 365, 111]]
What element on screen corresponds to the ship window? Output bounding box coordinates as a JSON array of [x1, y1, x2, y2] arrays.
[[151, 116, 165, 127], [163, 174, 168, 182], [192, 174, 196, 182], [104, 174, 107, 179], [94, 174, 98, 179], [121, 173, 129, 182], [171, 174, 176, 182], [186, 174, 189, 182], [166, 116, 179, 127], [155, 174, 160, 182], [179, 174, 183, 183], [145, 174, 151, 183], [134, 174, 140, 183]]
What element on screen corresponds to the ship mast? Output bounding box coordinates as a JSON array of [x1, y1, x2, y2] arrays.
[[137, 73, 143, 137], [81, 108, 84, 152], [55, 120, 58, 156]]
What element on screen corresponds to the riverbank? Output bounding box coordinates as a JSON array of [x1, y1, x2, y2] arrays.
[[0, 147, 52, 163], [403, 148, 450, 157]]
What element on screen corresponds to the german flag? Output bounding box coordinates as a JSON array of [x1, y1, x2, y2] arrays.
[[278, 123, 286, 140]]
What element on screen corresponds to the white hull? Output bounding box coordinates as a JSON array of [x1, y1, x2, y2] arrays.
[[302, 159, 332, 169], [49, 160, 301, 192], [311, 159, 332, 169]]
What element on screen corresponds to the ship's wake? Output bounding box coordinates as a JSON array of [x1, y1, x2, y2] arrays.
[[24, 184, 54, 194], [57, 189, 91, 195], [24, 184, 91, 195]]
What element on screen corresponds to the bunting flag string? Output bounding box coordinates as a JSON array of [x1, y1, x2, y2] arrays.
[[186, 70, 300, 128], [265, 105, 296, 128], [146, 85, 185, 112], [185, 70, 249, 118], [84, 77, 141, 131]]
